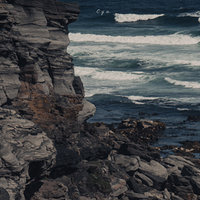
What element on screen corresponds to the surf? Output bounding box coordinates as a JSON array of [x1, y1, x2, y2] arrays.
[[69, 33, 200, 45], [114, 13, 165, 23]]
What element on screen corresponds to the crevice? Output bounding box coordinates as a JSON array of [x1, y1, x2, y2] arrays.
[[47, 58, 54, 85], [24, 181, 43, 200], [29, 161, 44, 180], [49, 165, 78, 179]]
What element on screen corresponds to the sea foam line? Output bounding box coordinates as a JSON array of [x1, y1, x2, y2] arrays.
[[75, 66, 144, 81], [165, 77, 200, 89], [114, 13, 164, 23], [69, 33, 200, 45]]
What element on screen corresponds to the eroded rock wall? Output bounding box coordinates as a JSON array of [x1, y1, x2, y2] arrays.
[[0, 0, 95, 137], [0, 0, 96, 199]]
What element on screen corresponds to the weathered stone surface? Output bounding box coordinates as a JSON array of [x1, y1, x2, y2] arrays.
[[189, 176, 200, 195], [78, 99, 96, 123], [110, 154, 140, 174], [111, 178, 128, 197], [163, 188, 171, 199], [166, 173, 194, 200], [30, 180, 68, 200], [139, 160, 168, 180], [0, 107, 56, 199], [134, 171, 154, 187], [0, 0, 95, 127], [125, 191, 148, 200], [163, 155, 194, 170]]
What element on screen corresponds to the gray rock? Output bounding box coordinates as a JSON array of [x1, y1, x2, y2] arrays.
[[190, 176, 200, 195], [0, 108, 56, 199], [163, 155, 194, 170], [111, 178, 128, 197], [163, 188, 171, 199], [181, 165, 200, 176], [127, 177, 142, 193], [139, 160, 168, 180], [125, 191, 148, 200], [111, 154, 140, 173], [78, 99, 96, 123], [134, 171, 153, 187], [144, 189, 164, 199], [171, 193, 184, 200]]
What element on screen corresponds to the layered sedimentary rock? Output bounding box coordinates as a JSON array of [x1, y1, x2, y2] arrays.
[[0, 0, 96, 199], [0, 0, 95, 137]]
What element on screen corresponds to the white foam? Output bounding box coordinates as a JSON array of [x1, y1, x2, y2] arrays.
[[128, 95, 159, 101], [165, 77, 200, 89], [69, 33, 200, 45], [178, 11, 200, 23], [114, 13, 164, 23], [178, 11, 200, 18], [92, 71, 143, 81], [177, 108, 190, 111], [74, 66, 98, 76], [75, 66, 144, 81], [126, 95, 159, 105]]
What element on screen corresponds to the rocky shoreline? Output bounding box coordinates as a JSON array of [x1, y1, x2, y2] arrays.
[[1, 0, 200, 199]]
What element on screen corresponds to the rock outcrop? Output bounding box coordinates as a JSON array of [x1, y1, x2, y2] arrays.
[[0, 107, 56, 199], [0, 0, 95, 135]]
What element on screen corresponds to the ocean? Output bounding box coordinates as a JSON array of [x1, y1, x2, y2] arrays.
[[62, 0, 200, 154]]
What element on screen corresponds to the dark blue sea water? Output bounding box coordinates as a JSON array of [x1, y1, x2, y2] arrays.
[[62, 0, 200, 154]]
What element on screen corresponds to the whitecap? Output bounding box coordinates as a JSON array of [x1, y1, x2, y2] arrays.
[[177, 108, 190, 111], [128, 95, 159, 101], [69, 33, 200, 45], [114, 13, 164, 23], [165, 77, 200, 89], [178, 11, 200, 18]]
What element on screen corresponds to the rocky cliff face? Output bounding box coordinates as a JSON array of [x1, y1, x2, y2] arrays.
[[0, 0, 95, 199], [0, 0, 96, 138]]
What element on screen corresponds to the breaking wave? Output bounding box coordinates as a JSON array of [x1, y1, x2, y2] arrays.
[[165, 77, 200, 89], [69, 33, 200, 45], [75, 66, 144, 81], [178, 11, 200, 23], [114, 13, 164, 22]]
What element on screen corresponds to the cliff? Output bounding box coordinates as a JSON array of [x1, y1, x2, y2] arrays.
[[0, 0, 95, 199]]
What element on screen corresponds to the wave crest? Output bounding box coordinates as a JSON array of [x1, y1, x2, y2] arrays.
[[178, 11, 200, 23], [69, 33, 200, 45], [114, 13, 164, 23], [165, 77, 200, 89]]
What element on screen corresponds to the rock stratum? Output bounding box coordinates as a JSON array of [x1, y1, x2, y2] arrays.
[[1, 0, 200, 200]]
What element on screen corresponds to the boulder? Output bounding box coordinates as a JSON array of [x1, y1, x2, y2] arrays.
[[139, 160, 168, 180], [163, 155, 194, 170], [111, 154, 140, 174]]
